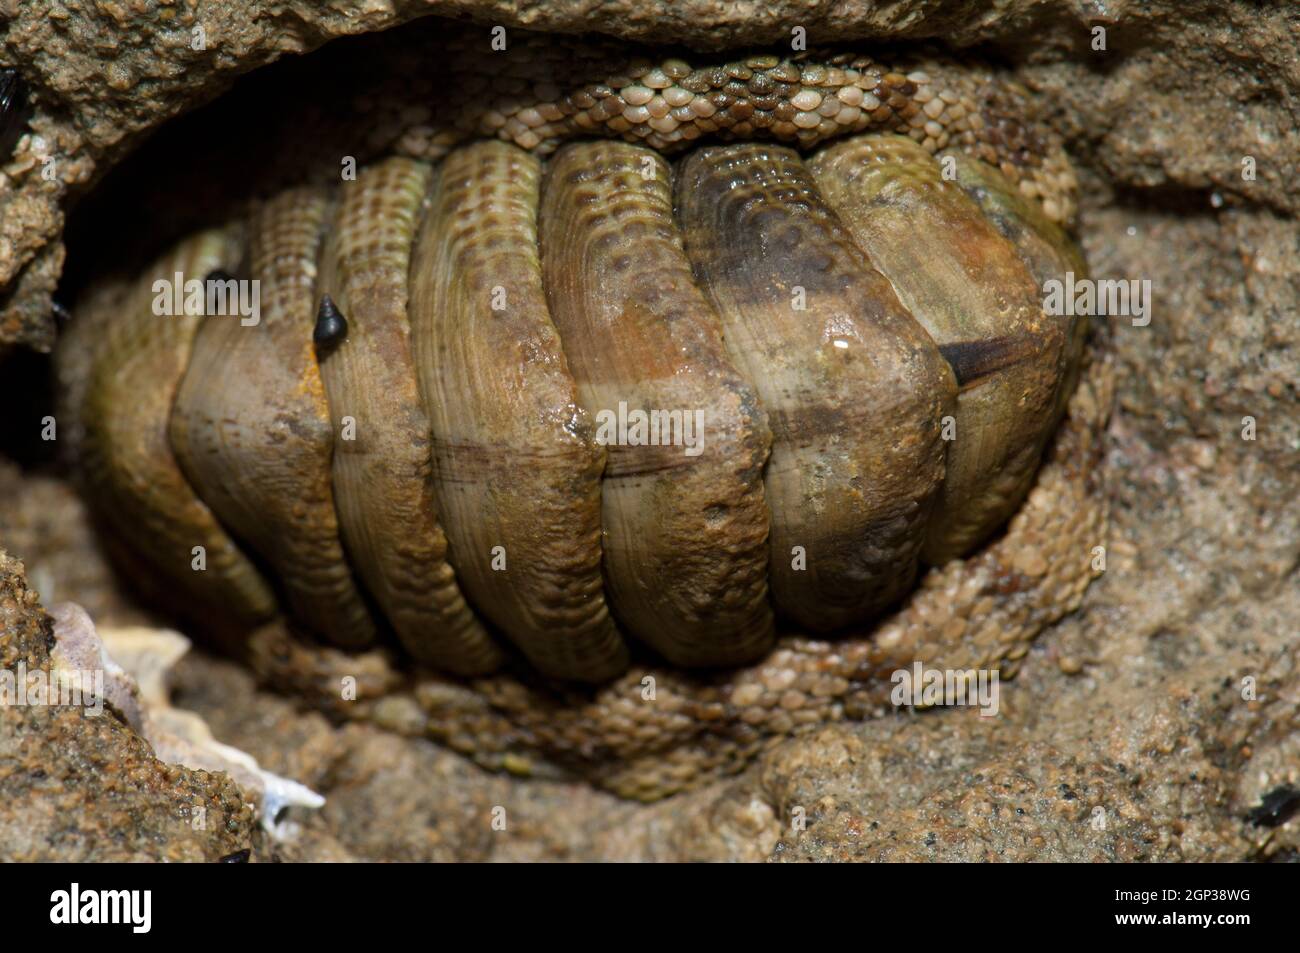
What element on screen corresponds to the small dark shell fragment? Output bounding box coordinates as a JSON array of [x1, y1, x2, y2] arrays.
[[1, 68, 28, 158], [1247, 786, 1300, 828]]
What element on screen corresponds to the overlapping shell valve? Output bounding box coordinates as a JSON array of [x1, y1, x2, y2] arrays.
[[57, 35, 1089, 690]]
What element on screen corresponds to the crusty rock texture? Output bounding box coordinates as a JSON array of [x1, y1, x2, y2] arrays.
[[0, 0, 1297, 860], [3, 0, 1297, 350], [0, 551, 261, 861]]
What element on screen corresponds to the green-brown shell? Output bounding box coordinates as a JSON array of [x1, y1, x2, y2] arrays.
[[56, 40, 1102, 797]]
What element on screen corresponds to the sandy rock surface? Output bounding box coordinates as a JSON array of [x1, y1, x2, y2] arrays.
[[0, 552, 260, 861], [0, 0, 1297, 860]]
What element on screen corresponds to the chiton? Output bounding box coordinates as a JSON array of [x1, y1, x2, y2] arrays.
[[56, 31, 1108, 798]]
